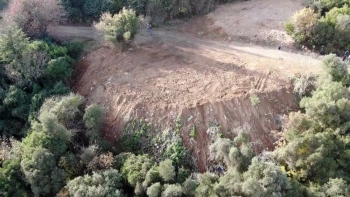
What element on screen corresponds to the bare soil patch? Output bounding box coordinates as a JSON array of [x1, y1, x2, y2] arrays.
[[207, 0, 304, 47], [50, 0, 322, 172], [72, 31, 318, 171]]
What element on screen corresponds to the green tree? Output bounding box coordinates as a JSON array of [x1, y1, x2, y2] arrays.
[[241, 157, 293, 197], [183, 178, 198, 196], [159, 159, 175, 182], [0, 158, 29, 197], [285, 8, 319, 43], [95, 8, 139, 48], [67, 169, 124, 197], [209, 131, 254, 172], [195, 173, 219, 197], [161, 184, 182, 197], [147, 182, 162, 197], [21, 148, 66, 197], [120, 154, 154, 194]]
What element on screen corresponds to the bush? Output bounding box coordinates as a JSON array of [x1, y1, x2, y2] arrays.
[[39, 93, 85, 129], [95, 8, 139, 48], [310, 19, 335, 46], [242, 157, 293, 197], [286, 8, 319, 44], [183, 178, 198, 196], [4, 0, 66, 37], [67, 169, 124, 197], [46, 57, 72, 81], [120, 154, 154, 188], [142, 166, 161, 188], [21, 148, 66, 196], [161, 184, 183, 197], [0, 158, 29, 197], [83, 104, 105, 132], [159, 159, 175, 182], [147, 182, 162, 197], [333, 14, 350, 48], [321, 54, 348, 83]]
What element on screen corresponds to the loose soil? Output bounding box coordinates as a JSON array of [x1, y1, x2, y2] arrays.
[[48, 0, 323, 172]]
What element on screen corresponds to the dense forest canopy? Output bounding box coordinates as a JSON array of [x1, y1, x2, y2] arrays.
[[286, 0, 350, 53], [1, 0, 350, 196]]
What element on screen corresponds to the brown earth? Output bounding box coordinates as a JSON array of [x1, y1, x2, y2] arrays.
[[63, 28, 322, 172], [47, 0, 324, 172]]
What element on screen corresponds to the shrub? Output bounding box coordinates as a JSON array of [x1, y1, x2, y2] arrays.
[[286, 8, 319, 43], [21, 148, 66, 196], [142, 166, 161, 188], [310, 19, 335, 46], [242, 157, 293, 197], [161, 184, 183, 197], [321, 54, 348, 83], [46, 57, 72, 81], [39, 93, 85, 129], [0, 26, 29, 64], [120, 154, 154, 188], [159, 159, 175, 182], [324, 5, 350, 26], [95, 8, 139, 48], [183, 178, 199, 196], [250, 94, 260, 106], [80, 145, 99, 165], [83, 104, 105, 132], [147, 182, 162, 197], [195, 173, 219, 197], [67, 169, 124, 197], [0, 158, 29, 197], [320, 0, 348, 10], [4, 0, 66, 37], [333, 14, 350, 48]]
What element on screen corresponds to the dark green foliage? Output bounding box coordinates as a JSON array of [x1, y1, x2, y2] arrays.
[[62, 0, 241, 25], [120, 154, 154, 188], [83, 104, 105, 133], [0, 27, 75, 138], [0, 0, 8, 10], [82, 0, 113, 19], [21, 148, 66, 197], [287, 2, 350, 51], [62, 40, 84, 59], [273, 53, 350, 190], [183, 178, 198, 196], [46, 57, 72, 81], [125, 0, 147, 15], [241, 157, 293, 197], [0, 158, 29, 197]]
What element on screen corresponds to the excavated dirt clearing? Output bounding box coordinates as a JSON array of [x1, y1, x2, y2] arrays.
[[67, 0, 322, 171], [72, 35, 317, 171]]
